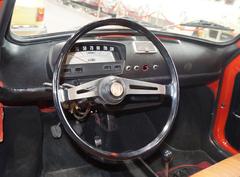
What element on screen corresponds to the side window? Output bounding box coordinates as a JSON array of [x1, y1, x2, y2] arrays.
[[11, 0, 46, 36]]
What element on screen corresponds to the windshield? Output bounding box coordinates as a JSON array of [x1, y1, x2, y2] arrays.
[[10, 0, 240, 42]]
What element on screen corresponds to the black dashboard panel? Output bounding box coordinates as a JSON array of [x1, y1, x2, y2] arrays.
[[47, 35, 238, 86], [0, 33, 239, 90]]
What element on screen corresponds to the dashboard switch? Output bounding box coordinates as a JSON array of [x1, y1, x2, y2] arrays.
[[153, 64, 159, 70], [134, 65, 140, 71], [103, 65, 112, 70], [75, 68, 83, 72], [142, 64, 149, 71], [114, 65, 121, 70], [126, 65, 131, 71], [64, 68, 71, 73]]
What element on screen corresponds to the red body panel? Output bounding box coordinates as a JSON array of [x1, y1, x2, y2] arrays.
[[40, 107, 55, 113], [212, 55, 240, 154], [0, 0, 3, 9], [207, 80, 219, 99]]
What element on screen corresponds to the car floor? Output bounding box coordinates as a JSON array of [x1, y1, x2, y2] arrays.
[[41, 112, 135, 177], [41, 110, 215, 177], [147, 144, 214, 176], [0, 87, 223, 177], [0, 108, 214, 177]]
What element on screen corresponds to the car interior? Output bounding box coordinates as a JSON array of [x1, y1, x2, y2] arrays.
[[0, 0, 240, 177]]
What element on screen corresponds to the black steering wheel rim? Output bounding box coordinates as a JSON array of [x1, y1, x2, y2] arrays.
[[53, 18, 180, 161]]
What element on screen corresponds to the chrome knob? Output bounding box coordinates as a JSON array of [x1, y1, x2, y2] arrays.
[[134, 65, 140, 71], [153, 64, 159, 70], [125, 65, 131, 71]]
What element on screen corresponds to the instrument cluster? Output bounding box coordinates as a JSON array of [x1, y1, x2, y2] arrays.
[[63, 41, 126, 78]]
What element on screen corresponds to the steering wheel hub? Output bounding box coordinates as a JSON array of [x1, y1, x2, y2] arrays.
[[110, 82, 124, 97], [98, 76, 126, 105]]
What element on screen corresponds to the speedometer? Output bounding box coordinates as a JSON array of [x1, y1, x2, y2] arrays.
[[66, 44, 119, 65], [62, 41, 126, 78], [66, 51, 115, 65]]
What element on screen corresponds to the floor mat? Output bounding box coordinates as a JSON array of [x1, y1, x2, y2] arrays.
[[41, 112, 141, 177], [44, 161, 151, 177], [45, 165, 105, 177], [156, 161, 211, 177], [0, 106, 42, 177], [41, 112, 88, 173], [146, 144, 214, 177]]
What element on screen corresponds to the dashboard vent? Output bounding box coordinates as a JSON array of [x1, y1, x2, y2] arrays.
[[133, 41, 157, 54], [96, 34, 135, 41]]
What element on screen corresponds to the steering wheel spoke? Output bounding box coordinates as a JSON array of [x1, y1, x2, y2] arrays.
[[123, 78, 169, 96], [59, 76, 172, 103], [59, 78, 102, 102]]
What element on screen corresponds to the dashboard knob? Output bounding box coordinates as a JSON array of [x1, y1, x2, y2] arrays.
[[142, 64, 149, 71], [125, 65, 132, 71], [153, 64, 159, 70], [134, 65, 140, 71]]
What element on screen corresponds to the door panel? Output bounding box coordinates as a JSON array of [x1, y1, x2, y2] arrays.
[[212, 53, 240, 155], [226, 73, 240, 150]]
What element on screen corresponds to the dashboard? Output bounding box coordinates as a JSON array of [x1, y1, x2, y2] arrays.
[[0, 31, 238, 105], [1, 32, 238, 91], [47, 35, 235, 86], [48, 39, 170, 85]]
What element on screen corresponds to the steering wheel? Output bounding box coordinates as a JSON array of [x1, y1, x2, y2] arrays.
[[53, 18, 179, 161]]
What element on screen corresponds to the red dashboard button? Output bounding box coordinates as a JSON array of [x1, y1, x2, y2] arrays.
[[142, 64, 149, 71]]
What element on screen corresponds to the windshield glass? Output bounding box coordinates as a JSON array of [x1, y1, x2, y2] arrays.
[[10, 0, 240, 42]]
